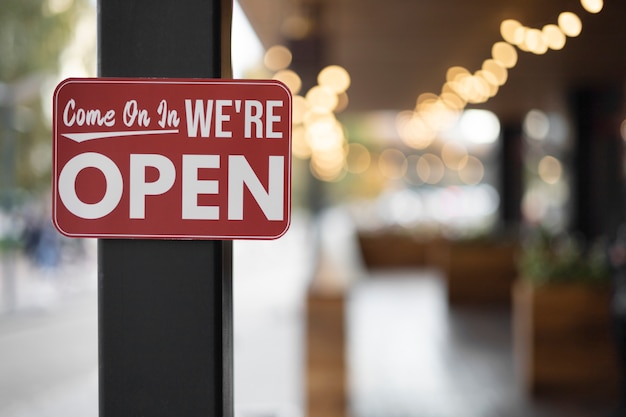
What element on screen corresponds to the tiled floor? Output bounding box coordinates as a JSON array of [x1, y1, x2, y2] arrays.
[[347, 269, 619, 417]]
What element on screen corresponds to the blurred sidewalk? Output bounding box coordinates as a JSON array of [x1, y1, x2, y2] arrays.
[[0, 240, 99, 417], [0, 212, 315, 417], [0, 239, 98, 315], [1, 209, 616, 417]]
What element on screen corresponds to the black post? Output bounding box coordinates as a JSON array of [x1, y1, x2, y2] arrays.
[[499, 122, 523, 230], [97, 1, 233, 416], [569, 86, 623, 240]]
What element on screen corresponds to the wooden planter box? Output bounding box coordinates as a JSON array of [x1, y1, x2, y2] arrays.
[[306, 288, 347, 417], [513, 280, 620, 399], [440, 240, 519, 307], [357, 230, 429, 269]]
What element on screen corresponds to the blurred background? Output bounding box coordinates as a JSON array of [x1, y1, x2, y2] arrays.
[[2, 0, 626, 416]]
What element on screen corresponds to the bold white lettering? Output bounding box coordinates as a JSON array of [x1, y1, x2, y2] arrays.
[[182, 154, 220, 219], [215, 100, 232, 138], [129, 154, 176, 219], [58, 152, 123, 219], [228, 155, 284, 220], [185, 99, 213, 137], [63, 99, 76, 126], [157, 99, 180, 128], [265, 100, 283, 138], [62, 99, 116, 127], [244, 100, 263, 138], [123, 100, 151, 127]]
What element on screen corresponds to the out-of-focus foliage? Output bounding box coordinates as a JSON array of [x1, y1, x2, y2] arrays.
[[518, 229, 610, 286], [0, 0, 86, 81], [1, 0, 89, 191]]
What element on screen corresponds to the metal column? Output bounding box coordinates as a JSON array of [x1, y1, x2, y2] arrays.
[[97, 1, 233, 416]]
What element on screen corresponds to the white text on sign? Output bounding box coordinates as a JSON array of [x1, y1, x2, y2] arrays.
[[61, 98, 286, 139], [58, 153, 284, 221]]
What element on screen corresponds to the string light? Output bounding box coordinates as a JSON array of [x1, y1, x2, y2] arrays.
[[385, 0, 603, 188], [581, 0, 603, 14], [272, 69, 302, 95], [263, 45, 292, 71], [262, 46, 352, 181], [542, 24, 566, 50], [558, 12, 582, 37], [263, 0, 603, 184], [492, 42, 518, 68]]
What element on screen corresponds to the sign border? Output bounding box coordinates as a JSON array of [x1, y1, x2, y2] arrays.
[[52, 77, 292, 240]]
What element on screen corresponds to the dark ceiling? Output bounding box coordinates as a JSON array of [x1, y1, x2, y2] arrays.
[[238, 0, 626, 123]]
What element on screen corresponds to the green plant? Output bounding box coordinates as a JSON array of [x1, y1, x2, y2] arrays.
[[517, 230, 609, 286]]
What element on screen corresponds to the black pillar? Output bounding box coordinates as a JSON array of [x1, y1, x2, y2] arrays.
[[569, 86, 624, 240], [500, 122, 523, 230], [97, 1, 233, 416]]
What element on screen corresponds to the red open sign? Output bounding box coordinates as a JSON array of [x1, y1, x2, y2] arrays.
[[52, 78, 292, 240]]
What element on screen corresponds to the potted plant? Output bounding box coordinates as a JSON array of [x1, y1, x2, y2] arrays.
[[513, 231, 620, 399]]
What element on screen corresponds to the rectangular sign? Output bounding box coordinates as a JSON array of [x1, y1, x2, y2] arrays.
[[52, 78, 292, 239]]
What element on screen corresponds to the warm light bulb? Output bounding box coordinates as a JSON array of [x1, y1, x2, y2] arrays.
[[500, 19, 523, 44], [446, 66, 470, 83], [273, 69, 302, 95], [291, 125, 311, 159], [292, 95, 308, 125], [542, 24, 566, 50], [318, 65, 351, 94], [558, 12, 582, 37], [492, 41, 518, 68], [482, 59, 508, 85], [416, 92, 439, 111], [440, 91, 465, 110], [398, 113, 436, 150], [305, 85, 338, 113], [581, 0, 603, 13], [525, 28, 548, 54], [264, 45, 292, 71]]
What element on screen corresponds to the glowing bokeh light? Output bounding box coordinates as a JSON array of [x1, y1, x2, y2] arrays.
[[524, 28, 548, 54], [398, 113, 437, 150], [305, 85, 338, 113], [335, 92, 349, 113], [318, 65, 351, 94], [446, 66, 471, 83], [441, 141, 469, 170], [264, 45, 292, 71], [281, 14, 313, 40], [291, 125, 311, 159], [273, 69, 302, 95], [491, 41, 518, 68], [292, 95, 308, 125], [523, 109, 550, 140], [417, 153, 445, 184], [458, 109, 501, 144], [500, 19, 524, 44], [458, 156, 485, 185], [378, 149, 408, 180], [538, 155, 563, 184], [542, 24, 566, 50], [581, 0, 603, 13], [558, 12, 582, 37]]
